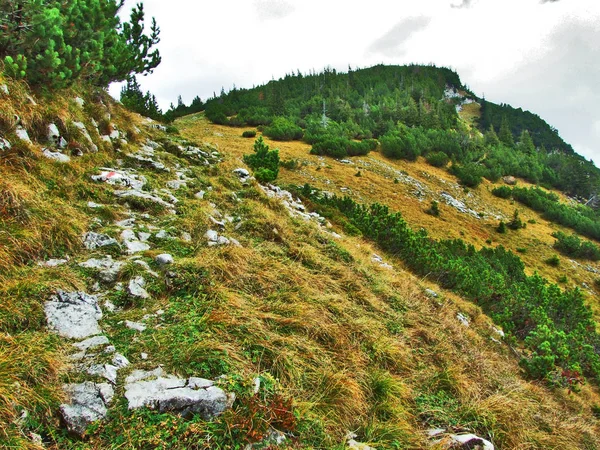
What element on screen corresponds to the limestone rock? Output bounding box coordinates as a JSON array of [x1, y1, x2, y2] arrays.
[[15, 126, 31, 143], [80, 256, 124, 283], [503, 176, 516, 185], [156, 253, 174, 265], [73, 335, 110, 352], [60, 382, 111, 437], [128, 276, 149, 299], [47, 123, 61, 145], [125, 320, 147, 332], [91, 169, 146, 191], [121, 229, 151, 254], [0, 137, 11, 150], [124, 369, 235, 420], [42, 149, 71, 163], [83, 232, 119, 250], [0, 84, 8, 95], [434, 433, 494, 450], [45, 291, 102, 339]]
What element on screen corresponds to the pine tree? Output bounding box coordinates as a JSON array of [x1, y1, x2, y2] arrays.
[[498, 116, 514, 147], [1, 0, 161, 87], [519, 129, 535, 153], [485, 124, 500, 146]]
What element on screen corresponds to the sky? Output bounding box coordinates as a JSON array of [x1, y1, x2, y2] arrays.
[[110, 0, 600, 163]]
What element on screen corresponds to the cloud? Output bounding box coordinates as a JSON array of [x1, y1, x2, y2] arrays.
[[540, 0, 560, 3], [476, 18, 600, 161], [368, 17, 431, 58], [253, 0, 295, 20], [451, 0, 472, 9]]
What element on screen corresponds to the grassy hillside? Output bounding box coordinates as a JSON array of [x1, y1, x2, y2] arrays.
[[2, 68, 600, 450]]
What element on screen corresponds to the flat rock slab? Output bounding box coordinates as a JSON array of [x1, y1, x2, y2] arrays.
[[60, 382, 113, 437], [124, 369, 234, 420], [45, 291, 102, 339]]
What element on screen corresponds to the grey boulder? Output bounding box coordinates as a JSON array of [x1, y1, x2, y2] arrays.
[[45, 291, 102, 339], [60, 382, 112, 437], [124, 369, 235, 420]]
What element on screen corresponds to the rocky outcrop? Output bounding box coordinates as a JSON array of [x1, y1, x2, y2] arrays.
[[60, 382, 113, 437], [124, 369, 235, 419]]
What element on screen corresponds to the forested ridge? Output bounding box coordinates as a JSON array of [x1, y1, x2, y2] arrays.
[[166, 64, 599, 199]]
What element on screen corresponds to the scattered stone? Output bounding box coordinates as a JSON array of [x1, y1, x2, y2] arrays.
[[60, 382, 110, 437], [47, 123, 61, 145], [195, 190, 206, 199], [133, 259, 159, 278], [30, 432, 43, 445], [210, 216, 226, 229], [156, 254, 174, 265], [87, 201, 102, 208], [503, 176, 517, 185], [233, 168, 250, 182], [42, 148, 71, 163], [125, 320, 147, 332], [83, 232, 119, 250], [0, 137, 11, 150], [124, 369, 235, 420], [112, 353, 130, 369], [115, 218, 136, 228], [114, 189, 175, 211], [205, 229, 219, 242], [128, 276, 149, 299], [15, 126, 31, 143], [181, 232, 192, 242], [92, 169, 146, 191], [166, 180, 187, 189], [141, 352, 148, 360], [45, 291, 102, 339], [73, 335, 110, 352], [155, 230, 171, 239], [38, 258, 69, 268], [424, 289, 439, 299], [72, 122, 97, 152], [492, 326, 505, 338], [440, 192, 480, 219], [121, 229, 151, 254], [97, 383, 115, 405], [87, 364, 118, 384], [347, 432, 375, 450], [80, 256, 124, 283], [457, 312, 470, 327], [0, 84, 8, 95], [73, 97, 85, 107], [433, 433, 494, 450]]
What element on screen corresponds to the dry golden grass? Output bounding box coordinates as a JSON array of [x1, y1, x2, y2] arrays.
[[171, 112, 600, 448]]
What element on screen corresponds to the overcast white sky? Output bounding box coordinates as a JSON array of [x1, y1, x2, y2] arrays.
[[110, 0, 600, 163]]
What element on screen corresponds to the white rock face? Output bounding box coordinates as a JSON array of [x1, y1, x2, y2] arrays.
[[60, 382, 111, 437], [440, 192, 480, 219], [0, 84, 8, 95], [91, 169, 146, 191], [124, 369, 235, 419], [74, 97, 85, 107], [45, 291, 103, 339], [38, 258, 69, 268]]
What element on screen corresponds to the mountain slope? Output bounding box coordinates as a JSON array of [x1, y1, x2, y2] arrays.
[[1, 68, 600, 449]]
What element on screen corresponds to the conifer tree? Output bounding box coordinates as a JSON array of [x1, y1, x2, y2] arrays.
[[519, 129, 535, 153], [498, 116, 515, 147], [1, 0, 161, 88]]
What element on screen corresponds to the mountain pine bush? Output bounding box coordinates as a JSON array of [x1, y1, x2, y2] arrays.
[[0, 0, 161, 88]]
